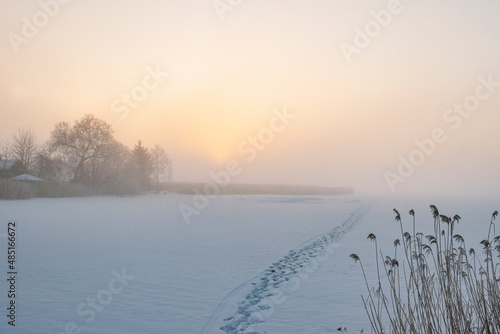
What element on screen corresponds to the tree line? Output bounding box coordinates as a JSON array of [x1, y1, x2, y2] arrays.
[[0, 114, 171, 197]]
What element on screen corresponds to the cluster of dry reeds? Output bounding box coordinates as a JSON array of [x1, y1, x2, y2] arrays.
[[350, 205, 500, 333]]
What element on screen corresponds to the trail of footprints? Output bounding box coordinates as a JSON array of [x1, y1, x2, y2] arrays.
[[220, 206, 369, 334]]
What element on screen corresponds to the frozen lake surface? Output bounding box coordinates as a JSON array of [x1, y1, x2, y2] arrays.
[[0, 194, 497, 333]]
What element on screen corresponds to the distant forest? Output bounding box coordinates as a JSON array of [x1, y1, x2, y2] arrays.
[[1, 114, 353, 200], [0, 114, 170, 199]]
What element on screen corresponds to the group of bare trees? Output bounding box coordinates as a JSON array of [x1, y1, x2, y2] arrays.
[[0, 128, 38, 174], [1, 114, 171, 195]]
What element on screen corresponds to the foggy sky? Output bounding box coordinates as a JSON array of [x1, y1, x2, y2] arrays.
[[1, 0, 500, 197]]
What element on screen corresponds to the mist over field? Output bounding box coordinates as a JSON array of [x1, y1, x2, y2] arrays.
[[1, 1, 500, 333], [1, 0, 500, 198]]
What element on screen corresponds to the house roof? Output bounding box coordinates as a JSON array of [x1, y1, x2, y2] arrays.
[[0, 159, 18, 171], [9, 174, 44, 182]]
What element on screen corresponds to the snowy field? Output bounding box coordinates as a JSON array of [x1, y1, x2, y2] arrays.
[[0, 194, 498, 333]]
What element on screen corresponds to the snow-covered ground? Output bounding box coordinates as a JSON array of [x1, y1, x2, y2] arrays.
[[0, 194, 497, 333]]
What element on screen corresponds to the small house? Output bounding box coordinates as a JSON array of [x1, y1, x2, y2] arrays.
[[9, 174, 44, 182]]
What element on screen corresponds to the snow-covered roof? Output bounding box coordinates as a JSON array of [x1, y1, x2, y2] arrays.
[[0, 159, 18, 171], [9, 174, 44, 182]]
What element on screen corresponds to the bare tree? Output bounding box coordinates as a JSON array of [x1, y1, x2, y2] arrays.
[[150, 144, 171, 193], [48, 114, 115, 184], [34, 143, 72, 182], [10, 127, 38, 173], [0, 141, 11, 160]]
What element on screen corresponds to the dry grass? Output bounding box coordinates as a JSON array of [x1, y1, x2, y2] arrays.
[[351, 205, 500, 333], [166, 182, 353, 195]]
